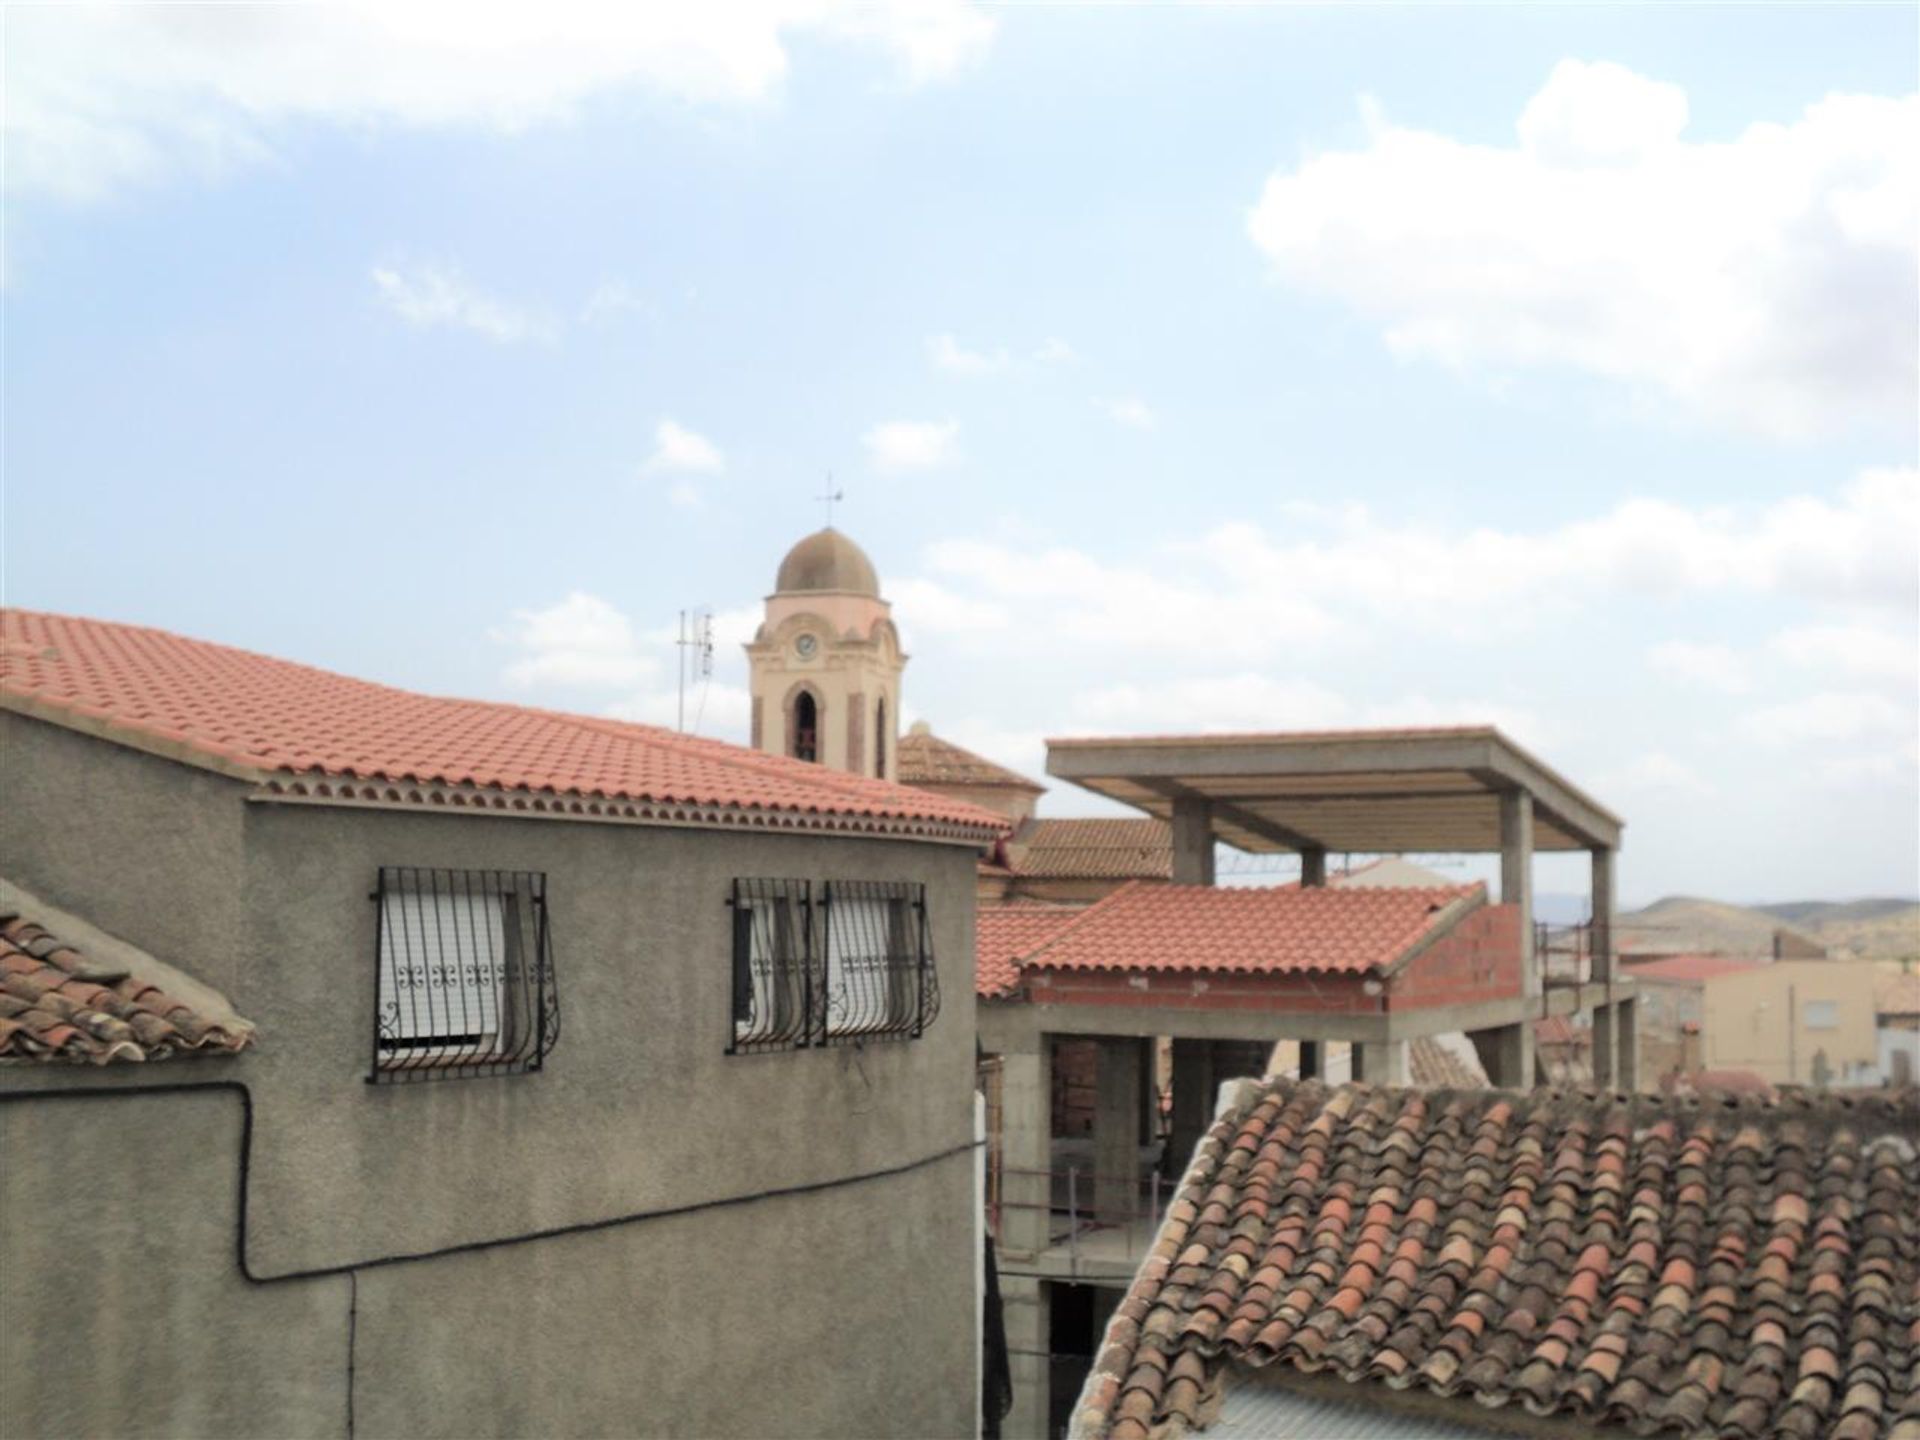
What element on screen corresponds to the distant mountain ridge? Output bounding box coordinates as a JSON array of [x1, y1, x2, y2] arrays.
[[1616, 894, 1920, 960]]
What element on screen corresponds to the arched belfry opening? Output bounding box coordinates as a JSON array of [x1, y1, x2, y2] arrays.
[[791, 688, 820, 764], [745, 526, 904, 779]]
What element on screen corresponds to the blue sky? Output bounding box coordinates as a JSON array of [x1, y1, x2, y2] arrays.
[[6, 2, 1916, 906]]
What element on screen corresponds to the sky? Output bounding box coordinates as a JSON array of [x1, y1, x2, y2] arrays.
[[5, 1, 1916, 908]]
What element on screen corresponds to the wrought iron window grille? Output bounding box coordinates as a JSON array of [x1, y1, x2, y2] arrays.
[[369, 867, 560, 1084], [727, 878, 938, 1054]]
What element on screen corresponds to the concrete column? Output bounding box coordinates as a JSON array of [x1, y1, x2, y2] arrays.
[[1591, 845, 1619, 1089], [1168, 1038, 1214, 1178], [1300, 847, 1327, 887], [998, 1041, 1052, 1257], [1354, 1039, 1409, 1086], [1500, 791, 1537, 999], [1299, 1039, 1323, 1079], [1615, 998, 1639, 1092], [1472, 1022, 1534, 1090], [1001, 1274, 1050, 1440], [1094, 1038, 1142, 1227], [1171, 795, 1215, 887]]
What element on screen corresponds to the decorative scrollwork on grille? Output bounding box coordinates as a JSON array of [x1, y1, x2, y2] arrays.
[[726, 878, 936, 1054], [369, 867, 559, 1084]]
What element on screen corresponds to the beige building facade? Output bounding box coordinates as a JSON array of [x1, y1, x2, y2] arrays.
[[1698, 959, 1885, 1085]]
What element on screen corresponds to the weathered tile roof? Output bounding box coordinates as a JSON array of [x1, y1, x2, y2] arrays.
[[1076, 1079, 1920, 1440], [1, 611, 1005, 843], [1407, 1036, 1485, 1090], [1020, 882, 1483, 978], [1625, 953, 1763, 984], [1014, 818, 1173, 880], [897, 727, 1043, 791], [0, 900, 254, 1064], [1877, 972, 1920, 1018], [976, 905, 1081, 998]]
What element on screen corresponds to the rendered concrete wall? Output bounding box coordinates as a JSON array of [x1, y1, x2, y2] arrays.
[[2, 713, 981, 1439], [1700, 960, 1881, 1086]]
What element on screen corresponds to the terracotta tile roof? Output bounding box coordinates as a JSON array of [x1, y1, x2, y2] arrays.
[[0, 902, 254, 1065], [1535, 1015, 1589, 1048], [1, 611, 1005, 842], [1076, 1079, 1920, 1440], [1625, 953, 1764, 984], [976, 906, 1081, 998], [1022, 882, 1483, 978], [1877, 972, 1920, 1018], [1013, 818, 1173, 880], [897, 727, 1043, 791], [1407, 1036, 1485, 1090]]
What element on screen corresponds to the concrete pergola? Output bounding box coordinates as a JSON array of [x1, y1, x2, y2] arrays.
[[1037, 724, 1635, 1084], [984, 727, 1636, 1440]]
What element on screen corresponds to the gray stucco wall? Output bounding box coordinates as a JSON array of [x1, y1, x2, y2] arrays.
[[2, 713, 982, 1438]]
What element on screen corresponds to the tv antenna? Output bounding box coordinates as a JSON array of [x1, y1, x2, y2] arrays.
[[817, 475, 844, 527], [676, 608, 714, 732]]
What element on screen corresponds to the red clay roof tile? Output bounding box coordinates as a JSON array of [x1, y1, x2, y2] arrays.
[[1072, 1080, 1920, 1440], [976, 905, 1081, 998], [896, 728, 1043, 791], [1020, 881, 1483, 977], [0, 910, 253, 1065], [1, 611, 1005, 841], [1012, 818, 1172, 880]]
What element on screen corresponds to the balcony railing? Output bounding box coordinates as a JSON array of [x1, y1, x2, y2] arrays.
[[993, 1163, 1174, 1278]]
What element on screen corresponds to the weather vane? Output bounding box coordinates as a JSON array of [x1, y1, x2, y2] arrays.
[[817, 475, 844, 527]]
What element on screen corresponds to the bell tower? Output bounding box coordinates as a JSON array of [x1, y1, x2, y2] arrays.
[[746, 527, 905, 780]]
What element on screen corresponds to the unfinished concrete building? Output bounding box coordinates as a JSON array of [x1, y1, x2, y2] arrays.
[[979, 726, 1636, 1439]]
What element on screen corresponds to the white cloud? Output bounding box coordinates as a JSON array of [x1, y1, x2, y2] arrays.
[[606, 681, 753, 735], [926, 333, 1075, 375], [1248, 60, 1919, 435], [371, 264, 556, 343], [7, 1, 996, 202], [1647, 640, 1751, 694], [865, 418, 960, 472], [927, 333, 1009, 375], [886, 576, 1012, 637], [914, 467, 1918, 662], [493, 591, 655, 689], [1741, 690, 1911, 746], [1774, 623, 1918, 685], [581, 280, 646, 324], [1099, 397, 1157, 430], [1070, 674, 1544, 747], [1599, 751, 1712, 797], [644, 419, 725, 475]]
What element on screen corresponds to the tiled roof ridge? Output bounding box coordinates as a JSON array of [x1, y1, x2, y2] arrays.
[[1, 608, 1007, 838], [1073, 1077, 1920, 1440], [1015, 879, 1151, 968], [896, 729, 1044, 791]]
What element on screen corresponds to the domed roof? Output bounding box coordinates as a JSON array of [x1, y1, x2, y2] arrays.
[[775, 527, 880, 597]]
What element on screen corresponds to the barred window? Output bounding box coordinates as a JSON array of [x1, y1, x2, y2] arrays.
[[727, 878, 938, 1053], [371, 867, 560, 1083]]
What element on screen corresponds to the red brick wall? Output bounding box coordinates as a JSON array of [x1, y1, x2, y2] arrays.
[[1388, 903, 1522, 1010]]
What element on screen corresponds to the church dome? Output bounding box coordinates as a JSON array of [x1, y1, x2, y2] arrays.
[[775, 527, 880, 597]]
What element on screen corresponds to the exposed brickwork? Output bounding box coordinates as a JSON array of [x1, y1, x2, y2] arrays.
[[1388, 903, 1523, 1010]]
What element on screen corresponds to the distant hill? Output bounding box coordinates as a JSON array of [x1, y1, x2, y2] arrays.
[[1756, 898, 1917, 928], [1616, 896, 1818, 958], [1617, 895, 1920, 961]]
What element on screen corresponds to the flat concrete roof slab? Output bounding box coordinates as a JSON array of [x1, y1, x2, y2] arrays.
[[1046, 726, 1621, 854]]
